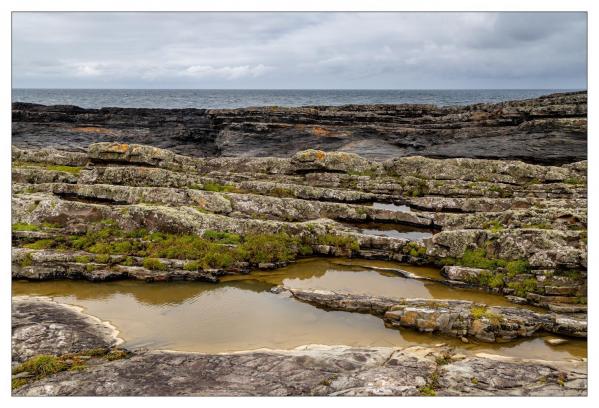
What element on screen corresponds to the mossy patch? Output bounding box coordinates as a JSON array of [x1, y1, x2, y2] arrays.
[[316, 234, 360, 252], [202, 181, 239, 193], [143, 258, 167, 271], [12, 223, 40, 232], [23, 239, 54, 250]]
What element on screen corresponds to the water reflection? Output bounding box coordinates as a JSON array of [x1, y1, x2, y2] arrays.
[[372, 202, 411, 212], [12, 258, 586, 359], [344, 222, 434, 240]]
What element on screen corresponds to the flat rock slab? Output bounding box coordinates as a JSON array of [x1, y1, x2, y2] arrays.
[[11, 296, 586, 396], [11, 296, 122, 363], [13, 345, 586, 396], [281, 287, 587, 341]]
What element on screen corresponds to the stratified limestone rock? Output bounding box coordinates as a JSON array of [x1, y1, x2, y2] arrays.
[[427, 229, 586, 270], [441, 266, 486, 281], [281, 287, 587, 342], [11, 296, 121, 363], [12, 91, 587, 164], [11, 142, 587, 307], [11, 296, 587, 396]]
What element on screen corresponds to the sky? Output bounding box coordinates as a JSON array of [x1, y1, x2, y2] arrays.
[[12, 12, 587, 89]]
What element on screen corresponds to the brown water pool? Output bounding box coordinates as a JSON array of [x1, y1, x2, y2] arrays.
[[12, 258, 586, 360]]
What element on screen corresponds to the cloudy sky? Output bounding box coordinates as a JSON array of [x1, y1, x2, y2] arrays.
[[12, 12, 587, 89]]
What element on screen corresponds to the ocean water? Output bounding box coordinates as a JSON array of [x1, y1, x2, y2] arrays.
[[11, 88, 580, 109]]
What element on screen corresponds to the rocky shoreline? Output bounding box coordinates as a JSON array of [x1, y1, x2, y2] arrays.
[[12, 142, 587, 311], [12, 91, 587, 164], [11, 296, 587, 396], [11, 92, 588, 396]]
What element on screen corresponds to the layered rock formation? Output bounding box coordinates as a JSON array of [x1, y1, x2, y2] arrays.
[[280, 287, 587, 342], [12, 91, 587, 164], [12, 142, 587, 312], [11, 296, 587, 396]]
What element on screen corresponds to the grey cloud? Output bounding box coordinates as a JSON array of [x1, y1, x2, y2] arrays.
[[12, 12, 587, 89]]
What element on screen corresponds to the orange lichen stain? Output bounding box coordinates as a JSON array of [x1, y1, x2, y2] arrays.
[[315, 150, 326, 160], [108, 143, 130, 153], [197, 197, 207, 208], [469, 112, 490, 121], [310, 126, 334, 137], [70, 127, 117, 135]]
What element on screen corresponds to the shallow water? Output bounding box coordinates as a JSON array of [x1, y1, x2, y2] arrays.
[[371, 202, 411, 212], [12, 258, 586, 360], [345, 222, 433, 240]]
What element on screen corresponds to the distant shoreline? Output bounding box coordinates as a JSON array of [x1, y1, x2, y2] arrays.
[[12, 91, 587, 165], [10, 88, 585, 110]]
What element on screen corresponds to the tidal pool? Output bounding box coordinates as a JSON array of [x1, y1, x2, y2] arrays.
[[344, 222, 434, 240], [372, 202, 411, 212], [12, 258, 586, 360]]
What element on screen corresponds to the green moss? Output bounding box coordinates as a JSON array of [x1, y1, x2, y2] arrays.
[[269, 187, 295, 198], [23, 239, 54, 250], [471, 306, 503, 324], [12, 378, 28, 390], [240, 233, 299, 263], [12, 223, 40, 232], [41, 222, 61, 229], [299, 244, 314, 256], [13, 161, 82, 175], [122, 256, 135, 266], [564, 177, 584, 185], [86, 264, 96, 273], [13, 355, 67, 378], [87, 242, 113, 254], [404, 242, 427, 257], [203, 181, 238, 193], [483, 220, 503, 233], [105, 349, 129, 361], [435, 354, 452, 366], [19, 253, 33, 267], [316, 234, 360, 252], [200, 250, 235, 269], [45, 165, 82, 175], [419, 386, 436, 396], [94, 254, 111, 264], [203, 230, 241, 244], [476, 271, 505, 289], [143, 257, 167, 270], [112, 241, 133, 253], [74, 255, 91, 264], [505, 259, 530, 277], [508, 278, 538, 297], [183, 260, 201, 271], [460, 248, 498, 269]]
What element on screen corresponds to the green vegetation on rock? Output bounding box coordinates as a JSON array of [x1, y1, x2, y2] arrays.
[[12, 223, 40, 232]]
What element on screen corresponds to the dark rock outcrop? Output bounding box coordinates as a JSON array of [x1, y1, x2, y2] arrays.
[[12, 91, 587, 164]]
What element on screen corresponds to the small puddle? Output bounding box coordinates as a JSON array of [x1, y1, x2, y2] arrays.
[[372, 202, 411, 212], [344, 222, 434, 240], [12, 258, 586, 360]]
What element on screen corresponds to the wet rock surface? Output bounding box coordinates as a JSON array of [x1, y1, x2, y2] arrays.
[[11, 296, 121, 363], [281, 287, 587, 342], [12, 296, 587, 396], [12, 91, 587, 164]]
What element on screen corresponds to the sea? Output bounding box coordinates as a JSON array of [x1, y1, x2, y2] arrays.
[[11, 88, 581, 109]]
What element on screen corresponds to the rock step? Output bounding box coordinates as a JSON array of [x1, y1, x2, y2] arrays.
[[281, 287, 587, 342]]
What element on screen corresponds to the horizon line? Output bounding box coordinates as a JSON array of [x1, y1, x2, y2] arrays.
[[12, 87, 585, 91]]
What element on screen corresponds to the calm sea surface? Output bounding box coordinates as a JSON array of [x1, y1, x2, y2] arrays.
[[11, 89, 580, 109]]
